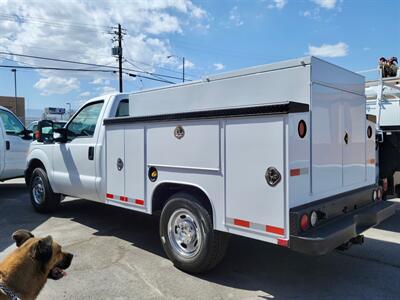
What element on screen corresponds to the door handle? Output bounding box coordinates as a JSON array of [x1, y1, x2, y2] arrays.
[[88, 146, 94, 160], [5, 141, 10, 150]]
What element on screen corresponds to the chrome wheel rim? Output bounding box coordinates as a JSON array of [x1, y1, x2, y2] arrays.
[[167, 208, 202, 258], [32, 176, 45, 205]]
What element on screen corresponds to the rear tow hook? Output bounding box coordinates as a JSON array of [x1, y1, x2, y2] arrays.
[[336, 235, 364, 251]]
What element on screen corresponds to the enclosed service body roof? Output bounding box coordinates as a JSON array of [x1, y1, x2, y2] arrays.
[[129, 56, 364, 118]]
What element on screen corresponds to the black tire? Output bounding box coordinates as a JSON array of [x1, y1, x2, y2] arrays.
[[29, 168, 61, 213], [160, 192, 229, 274]]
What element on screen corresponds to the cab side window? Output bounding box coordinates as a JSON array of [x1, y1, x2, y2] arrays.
[[0, 110, 25, 135], [115, 99, 129, 117], [67, 101, 104, 140]]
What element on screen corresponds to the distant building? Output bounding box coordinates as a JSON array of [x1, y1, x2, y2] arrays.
[[0, 96, 25, 123]]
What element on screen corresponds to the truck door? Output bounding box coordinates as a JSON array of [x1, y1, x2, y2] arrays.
[[342, 93, 366, 186], [0, 109, 30, 179], [0, 121, 4, 178], [312, 84, 366, 195], [51, 101, 105, 200]]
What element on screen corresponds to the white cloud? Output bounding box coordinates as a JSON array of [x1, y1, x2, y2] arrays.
[[90, 78, 111, 86], [229, 6, 244, 26], [0, 0, 207, 93], [363, 47, 371, 51], [268, 0, 287, 10], [307, 42, 349, 57], [34, 76, 80, 95], [312, 0, 337, 9], [98, 86, 118, 95], [177, 59, 194, 69], [300, 8, 321, 20], [213, 63, 225, 71], [78, 91, 91, 97]]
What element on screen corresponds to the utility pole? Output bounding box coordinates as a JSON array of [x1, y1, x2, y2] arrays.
[[111, 24, 126, 93], [11, 69, 17, 116], [117, 24, 123, 93]]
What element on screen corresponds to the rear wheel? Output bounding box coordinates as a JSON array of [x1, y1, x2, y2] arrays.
[[160, 192, 229, 273], [29, 168, 61, 213]]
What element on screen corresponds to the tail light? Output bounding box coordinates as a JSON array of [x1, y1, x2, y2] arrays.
[[377, 188, 383, 201], [382, 178, 388, 192], [300, 213, 310, 231], [34, 130, 41, 140]]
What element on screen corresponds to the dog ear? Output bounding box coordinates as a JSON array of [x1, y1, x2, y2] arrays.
[[33, 236, 53, 263], [12, 229, 34, 247]]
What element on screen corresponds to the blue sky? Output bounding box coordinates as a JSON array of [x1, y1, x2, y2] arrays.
[[0, 0, 399, 116]]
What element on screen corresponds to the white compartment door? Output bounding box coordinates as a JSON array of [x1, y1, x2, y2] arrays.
[[106, 126, 125, 198], [312, 84, 343, 195], [225, 117, 286, 236], [342, 93, 366, 186], [124, 126, 146, 207]]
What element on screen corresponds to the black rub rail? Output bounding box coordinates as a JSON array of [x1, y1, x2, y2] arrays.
[[104, 101, 309, 125]]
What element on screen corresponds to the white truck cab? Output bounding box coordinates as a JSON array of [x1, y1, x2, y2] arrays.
[[0, 105, 31, 181], [26, 57, 397, 274]]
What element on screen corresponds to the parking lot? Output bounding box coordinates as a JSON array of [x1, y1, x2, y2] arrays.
[[1, 179, 400, 299]]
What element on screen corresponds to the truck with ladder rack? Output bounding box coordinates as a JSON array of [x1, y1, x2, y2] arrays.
[[363, 68, 400, 197], [26, 56, 397, 273]]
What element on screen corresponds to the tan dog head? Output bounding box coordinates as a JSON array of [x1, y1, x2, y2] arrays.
[[12, 230, 73, 280]]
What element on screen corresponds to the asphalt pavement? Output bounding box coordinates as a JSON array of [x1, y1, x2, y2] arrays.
[[1, 179, 400, 300]]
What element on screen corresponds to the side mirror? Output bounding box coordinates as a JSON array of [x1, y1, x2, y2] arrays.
[[19, 129, 33, 140], [36, 120, 54, 143], [53, 128, 68, 143]]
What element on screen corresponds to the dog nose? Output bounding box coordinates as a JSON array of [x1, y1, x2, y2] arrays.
[[63, 253, 73, 268]]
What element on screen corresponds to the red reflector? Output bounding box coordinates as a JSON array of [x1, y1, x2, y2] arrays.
[[106, 193, 114, 199], [300, 214, 309, 231], [135, 199, 145, 205], [382, 178, 388, 192], [233, 218, 250, 228], [377, 188, 382, 201], [298, 120, 307, 138], [290, 169, 301, 176], [277, 239, 289, 247], [266, 225, 285, 235], [120, 196, 128, 202]]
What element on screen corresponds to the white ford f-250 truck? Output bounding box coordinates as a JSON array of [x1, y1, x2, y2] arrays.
[[0, 105, 31, 181], [26, 57, 397, 273]]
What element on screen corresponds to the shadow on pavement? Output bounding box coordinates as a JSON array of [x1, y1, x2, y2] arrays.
[[2, 185, 400, 298], [0, 182, 50, 252], [52, 198, 400, 299]]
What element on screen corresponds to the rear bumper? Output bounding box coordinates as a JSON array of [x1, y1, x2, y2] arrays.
[[290, 191, 398, 255]]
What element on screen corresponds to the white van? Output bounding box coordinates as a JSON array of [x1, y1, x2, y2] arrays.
[[0, 106, 32, 181]]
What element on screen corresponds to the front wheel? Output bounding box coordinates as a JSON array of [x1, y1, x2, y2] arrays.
[[29, 168, 61, 213], [160, 193, 229, 274]]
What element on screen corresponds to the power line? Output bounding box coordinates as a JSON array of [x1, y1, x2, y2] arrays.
[[126, 72, 175, 84], [124, 58, 184, 82], [0, 51, 184, 81], [122, 39, 198, 79], [0, 13, 111, 32], [0, 65, 115, 73], [0, 64, 176, 84]]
